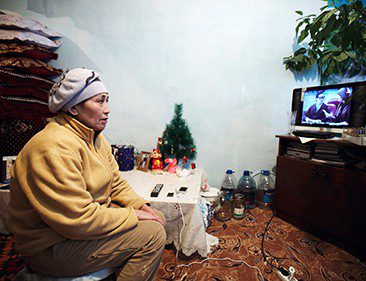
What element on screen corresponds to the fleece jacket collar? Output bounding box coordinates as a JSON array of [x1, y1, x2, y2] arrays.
[[53, 113, 97, 145]]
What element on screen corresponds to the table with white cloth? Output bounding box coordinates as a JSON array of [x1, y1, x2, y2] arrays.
[[120, 168, 218, 257]]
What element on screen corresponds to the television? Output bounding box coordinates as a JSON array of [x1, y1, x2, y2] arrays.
[[291, 81, 366, 135]]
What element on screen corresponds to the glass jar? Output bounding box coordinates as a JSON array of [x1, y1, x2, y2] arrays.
[[214, 191, 233, 221], [233, 193, 245, 220]]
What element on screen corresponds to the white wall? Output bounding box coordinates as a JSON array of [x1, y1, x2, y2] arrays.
[[0, 0, 321, 187]]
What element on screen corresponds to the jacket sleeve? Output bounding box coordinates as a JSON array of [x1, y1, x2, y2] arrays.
[[105, 143, 149, 209], [17, 150, 139, 240]]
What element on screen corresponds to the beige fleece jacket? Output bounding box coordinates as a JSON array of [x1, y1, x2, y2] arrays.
[[8, 114, 148, 256]]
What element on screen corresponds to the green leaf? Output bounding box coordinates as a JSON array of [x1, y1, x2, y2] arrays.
[[292, 54, 306, 62], [298, 29, 308, 43], [295, 21, 304, 35], [330, 35, 341, 47], [326, 14, 337, 31], [333, 52, 348, 62], [325, 61, 335, 76], [341, 32, 350, 49], [319, 54, 330, 65], [294, 47, 307, 55], [345, 51, 357, 59], [308, 50, 317, 60], [320, 5, 330, 11], [348, 12, 358, 25], [295, 10, 303, 15], [313, 10, 328, 25], [321, 10, 337, 28]]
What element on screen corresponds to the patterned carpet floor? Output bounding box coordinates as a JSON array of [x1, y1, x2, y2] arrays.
[[1, 208, 365, 280], [156, 208, 366, 281]]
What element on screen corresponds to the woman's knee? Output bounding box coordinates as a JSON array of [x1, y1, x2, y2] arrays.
[[154, 209, 166, 225], [140, 220, 166, 249]]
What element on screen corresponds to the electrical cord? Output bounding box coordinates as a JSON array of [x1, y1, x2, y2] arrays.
[[261, 213, 291, 274], [175, 200, 185, 265], [173, 190, 264, 280], [261, 214, 279, 267], [176, 257, 264, 281]]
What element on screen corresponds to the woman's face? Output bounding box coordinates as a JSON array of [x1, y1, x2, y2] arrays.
[[71, 93, 110, 131]]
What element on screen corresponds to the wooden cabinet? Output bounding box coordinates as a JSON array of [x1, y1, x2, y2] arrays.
[[274, 135, 366, 260]]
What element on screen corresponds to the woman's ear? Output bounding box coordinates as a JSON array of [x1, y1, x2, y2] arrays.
[[68, 106, 78, 116]]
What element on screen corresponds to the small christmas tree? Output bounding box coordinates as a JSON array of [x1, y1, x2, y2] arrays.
[[161, 103, 197, 160]]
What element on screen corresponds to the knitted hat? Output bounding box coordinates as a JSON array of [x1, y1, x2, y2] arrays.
[[48, 68, 108, 113]]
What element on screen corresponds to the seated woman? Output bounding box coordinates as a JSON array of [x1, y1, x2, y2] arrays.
[[8, 68, 166, 281]]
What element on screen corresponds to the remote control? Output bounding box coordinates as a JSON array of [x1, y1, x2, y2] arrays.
[[277, 267, 297, 281], [150, 184, 163, 197]]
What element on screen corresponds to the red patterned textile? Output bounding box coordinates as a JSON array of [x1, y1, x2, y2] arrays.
[[0, 112, 49, 156], [0, 91, 52, 157], [0, 234, 25, 281], [0, 85, 49, 102], [0, 69, 54, 90], [0, 42, 58, 62], [0, 57, 62, 77], [0, 97, 51, 117]]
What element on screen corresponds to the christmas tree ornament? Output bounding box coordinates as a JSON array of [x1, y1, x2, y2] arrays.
[[165, 158, 178, 174], [151, 148, 164, 174], [180, 155, 190, 170]]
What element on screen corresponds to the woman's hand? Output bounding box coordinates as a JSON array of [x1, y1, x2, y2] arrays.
[[135, 205, 164, 225]]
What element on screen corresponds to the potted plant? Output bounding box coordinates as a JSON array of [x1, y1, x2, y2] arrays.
[[283, 0, 365, 88]]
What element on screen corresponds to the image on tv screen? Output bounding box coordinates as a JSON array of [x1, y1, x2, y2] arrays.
[[301, 86, 353, 127]]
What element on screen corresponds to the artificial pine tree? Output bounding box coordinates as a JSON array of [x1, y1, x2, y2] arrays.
[[160, 103, 197, 160]]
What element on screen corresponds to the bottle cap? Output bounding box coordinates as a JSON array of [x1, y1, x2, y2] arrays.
[[261, 170, 270, 176], [226, 169, 234, 174], [243, 170, 250, 176]]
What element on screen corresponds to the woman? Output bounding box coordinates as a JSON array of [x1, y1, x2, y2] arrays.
[[8, 68, 166, 280]]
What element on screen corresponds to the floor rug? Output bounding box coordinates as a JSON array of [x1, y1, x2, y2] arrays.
[[156, 208, 366, 281], [1, 208, 365, 280]]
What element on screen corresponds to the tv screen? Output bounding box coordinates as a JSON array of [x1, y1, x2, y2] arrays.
[[291, 81, 366, 133], [301, 86, 352, 127]]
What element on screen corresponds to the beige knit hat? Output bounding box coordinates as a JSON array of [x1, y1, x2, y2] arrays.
[[49, 68, 108, 113]]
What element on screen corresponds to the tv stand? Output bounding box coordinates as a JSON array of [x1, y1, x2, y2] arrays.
[[274, 135, 366, 260]]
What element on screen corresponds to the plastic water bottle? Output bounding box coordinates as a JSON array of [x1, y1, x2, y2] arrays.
[[237, 170, 257, 210], [257, 170, 275, 210], [220, 169, 237, 200]]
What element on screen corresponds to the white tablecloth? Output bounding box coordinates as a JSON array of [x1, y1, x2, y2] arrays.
[[121, 168, 218, 257]]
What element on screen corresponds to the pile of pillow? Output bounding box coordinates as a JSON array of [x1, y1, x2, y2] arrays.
[[0, 9, 62, 157]]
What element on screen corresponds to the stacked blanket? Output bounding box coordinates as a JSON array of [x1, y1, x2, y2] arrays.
[[0, 9, 62, 157]]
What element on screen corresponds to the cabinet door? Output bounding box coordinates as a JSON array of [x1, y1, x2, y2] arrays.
[[275, 156, 321, 226], [275, 155, 366, 256], [340, 171, 366, 251], [309, 164, 349, 235]]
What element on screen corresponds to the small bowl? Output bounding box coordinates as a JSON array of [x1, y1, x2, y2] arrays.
[[200, 187, 220, 203]]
